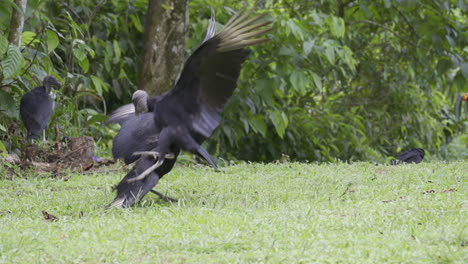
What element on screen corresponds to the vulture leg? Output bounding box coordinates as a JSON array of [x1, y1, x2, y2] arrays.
[[127, 151, 176, 182], [127, 158, 165, 183], [150, 190, 178, 203], [132, 151, 176, 160]]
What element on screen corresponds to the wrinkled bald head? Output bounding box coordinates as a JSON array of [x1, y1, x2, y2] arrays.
[[132, 90, 149, 114], [43, 75, 61, 92]]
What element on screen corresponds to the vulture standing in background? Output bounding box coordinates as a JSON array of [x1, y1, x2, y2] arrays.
[[20, 75, 61, 141], [391, 148, 425, 165], [108, 8, 272, 208]]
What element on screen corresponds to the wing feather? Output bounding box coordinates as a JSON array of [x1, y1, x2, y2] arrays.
[[159, 9, 271, 141]]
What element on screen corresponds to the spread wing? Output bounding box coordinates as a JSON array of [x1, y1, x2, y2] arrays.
[[160, 9, 272, 140], [108, 11, 219, 124]]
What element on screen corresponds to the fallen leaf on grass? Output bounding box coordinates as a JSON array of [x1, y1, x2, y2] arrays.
[[423, 189, 456, 194], [382, 197, 409, 203], [441, 188, 456, 193]]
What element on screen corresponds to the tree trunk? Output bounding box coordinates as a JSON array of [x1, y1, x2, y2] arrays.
[[139, 0, 189, 95], [8, 0, 28, 46]]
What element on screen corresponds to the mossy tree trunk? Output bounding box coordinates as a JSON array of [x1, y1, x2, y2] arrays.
[[139, 0, 189, 95], [8, 0, 27, 46]]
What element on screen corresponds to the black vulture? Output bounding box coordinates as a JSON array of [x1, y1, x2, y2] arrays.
[[391, 148, 425, 165], [108, 8, 272, 208], [20, 75, 61, 141]]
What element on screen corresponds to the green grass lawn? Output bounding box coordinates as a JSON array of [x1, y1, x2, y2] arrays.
[[0, 161, 466, 263]]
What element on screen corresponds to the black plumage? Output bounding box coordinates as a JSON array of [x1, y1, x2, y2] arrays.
[[110, 148, 180, 208], [20, 76, 61, 141], [108, 9, 271, 208], [391, 148, 425, 165]]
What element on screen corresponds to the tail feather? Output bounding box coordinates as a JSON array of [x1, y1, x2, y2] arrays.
[[108, 157, 160, 208]]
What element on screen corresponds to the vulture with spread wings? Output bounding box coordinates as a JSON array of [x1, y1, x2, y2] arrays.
[[108, 9, 272, 208]]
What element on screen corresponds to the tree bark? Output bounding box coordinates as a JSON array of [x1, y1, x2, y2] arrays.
[[8, 0, 28, 46], [139, 0, 189, 95]]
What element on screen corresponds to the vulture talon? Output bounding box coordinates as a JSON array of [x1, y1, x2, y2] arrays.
[[107, 197, 125, 209], [127, 158, 165, 183]]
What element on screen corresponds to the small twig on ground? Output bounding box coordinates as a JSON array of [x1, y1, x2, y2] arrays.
[[339, 183, 353, 198]]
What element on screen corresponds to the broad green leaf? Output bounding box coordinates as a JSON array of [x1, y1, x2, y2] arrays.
[[47, 30, 59, 54], [436, 57, 452, 74], [248, 115, 267, 137], [118, 68, 128, 79], [286, 19, 304, 41], [1, 45, 22, 79], [0, 34, 7, 56], [289, 71, 308, 94], [86, 113, 108, 125], [240, 117, 249, 133], [268, 111, 288, 138], [104, 57, 111, 71], [84, 44, 95, 58], [303, 40, 314, 56], [73, 45, 87, 61], [460, 62, 468, 78], [130, 15, 144, 33], [22, 31, 38, 45], [0, 90, 17, 118], [113, 40, 121, 61], [91, 75, 103, 95], [78, 58, 89, 73], [324, 45, 335, 64], [383, 0, 392, 8], [222, 126, 234, 146], [311, 72, 322, 92], [328, 17, 345, 38], [0, 140, 7, 157], [0, 123, 6, 132]]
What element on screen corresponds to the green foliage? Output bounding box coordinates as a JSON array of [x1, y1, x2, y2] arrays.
[[195, 0, 468, 162], [1, 44, 23, 79], [0, 0, 146, 151]]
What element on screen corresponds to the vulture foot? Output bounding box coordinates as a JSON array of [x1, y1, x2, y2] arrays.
[[127, 151, 175, 183]]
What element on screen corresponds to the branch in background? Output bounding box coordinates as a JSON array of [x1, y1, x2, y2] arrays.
[[337, 0, 354, 18]]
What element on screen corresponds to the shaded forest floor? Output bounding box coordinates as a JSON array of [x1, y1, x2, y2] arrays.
[[0, 161, 466, 263]]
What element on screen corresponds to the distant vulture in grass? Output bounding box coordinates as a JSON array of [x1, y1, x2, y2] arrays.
[[391, 148, 425, 165], [20, 75, 61, 141], [108, 8, 272, 208]]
